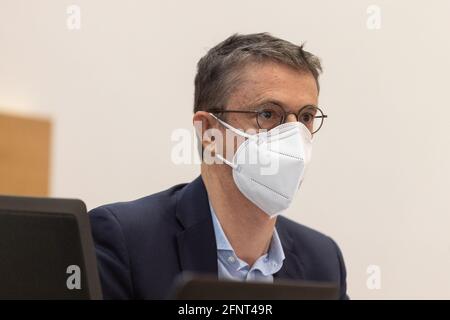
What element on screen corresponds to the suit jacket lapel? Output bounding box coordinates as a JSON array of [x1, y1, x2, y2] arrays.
[[273, 218, 305, 281], [175, 176, 218, 277]]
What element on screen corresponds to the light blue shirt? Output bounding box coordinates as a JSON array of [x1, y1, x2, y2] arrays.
[[209, 201, 285, 282]]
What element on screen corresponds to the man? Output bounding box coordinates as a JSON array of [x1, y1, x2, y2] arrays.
[[89, 33, 348, 299]]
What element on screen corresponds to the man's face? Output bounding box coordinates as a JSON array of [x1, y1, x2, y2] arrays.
[[216, 61, 319, 156]]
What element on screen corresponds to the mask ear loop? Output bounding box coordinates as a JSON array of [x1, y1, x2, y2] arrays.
[[208, 113, 249, 169], [209, 113, 254, 139]]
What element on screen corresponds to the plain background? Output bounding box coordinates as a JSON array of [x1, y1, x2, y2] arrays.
[[1, 0, 449, 299]]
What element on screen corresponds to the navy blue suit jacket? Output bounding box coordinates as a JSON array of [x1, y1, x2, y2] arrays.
[[89, 176, 348, 299]]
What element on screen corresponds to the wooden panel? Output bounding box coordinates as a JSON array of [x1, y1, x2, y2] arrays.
[[0, 112, 51, 196]]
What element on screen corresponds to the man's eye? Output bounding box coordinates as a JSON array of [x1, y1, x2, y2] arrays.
[[260, 110, 273, 119], [301, 113, 313, 123]]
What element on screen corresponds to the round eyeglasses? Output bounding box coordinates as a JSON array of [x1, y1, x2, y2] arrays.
[[209, 103, 327, 134]]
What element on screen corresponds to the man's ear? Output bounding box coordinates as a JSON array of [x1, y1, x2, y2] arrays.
[[193, 111, 217, 157]]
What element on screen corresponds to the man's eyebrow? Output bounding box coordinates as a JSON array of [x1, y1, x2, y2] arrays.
[[245, 97, 318, 110], [244, 97, 286, 109]]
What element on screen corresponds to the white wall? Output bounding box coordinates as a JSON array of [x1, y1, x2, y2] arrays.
[[1, 0, 449, 299]]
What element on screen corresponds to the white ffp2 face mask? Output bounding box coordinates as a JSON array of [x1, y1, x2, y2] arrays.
[[210, 114, 313, 218]]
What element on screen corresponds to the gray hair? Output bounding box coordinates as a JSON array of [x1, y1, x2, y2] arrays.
[[193, 32, 322, 113]]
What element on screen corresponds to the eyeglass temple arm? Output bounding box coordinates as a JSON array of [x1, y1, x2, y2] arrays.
[[209, 109, 259, 114]]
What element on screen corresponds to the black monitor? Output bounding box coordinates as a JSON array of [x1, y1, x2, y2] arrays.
[[0, 195, 102, 299], [172, 273, 339, 300]]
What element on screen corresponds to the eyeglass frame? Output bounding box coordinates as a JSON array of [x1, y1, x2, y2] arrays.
[[208, 104, 328, 134]]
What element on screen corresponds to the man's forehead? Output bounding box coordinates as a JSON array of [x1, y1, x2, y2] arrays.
[[228, 62, 319, 110]]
